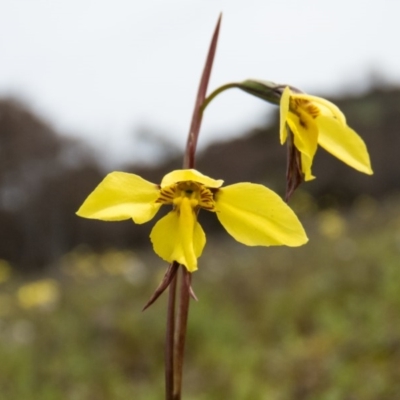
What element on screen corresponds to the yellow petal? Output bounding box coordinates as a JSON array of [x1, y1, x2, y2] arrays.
[[300, 152, 316, 181], [150, 205, 206, 272], [279, 87, 291, 144], [286, 113, 318, 181], [161, 169, 223, 188], [316, 116, 373, 175], [214, 183, 308, 247], [288, 113, 318, 158], [76, 172, 162, 224]]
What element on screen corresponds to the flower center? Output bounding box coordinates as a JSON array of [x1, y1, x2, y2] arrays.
[[290, 98, 320, 129], [157, 181, 216, 211], [291, 98, 320, 119]]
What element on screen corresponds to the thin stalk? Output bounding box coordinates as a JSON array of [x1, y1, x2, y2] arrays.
[[165, 268, 178, 400], [167, 13, 222, 400], [200, 82, 239, 113], [183, 14, 222, 169], [173, 269, 191, 400]]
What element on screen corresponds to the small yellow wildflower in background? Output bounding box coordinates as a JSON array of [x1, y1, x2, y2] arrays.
[[61, 249, 100, 280], [317, 209, 347, 240], [17, 279, 60, 310], [280, 87, 373, 180], [100, 249, 136, 276], [0, 259, 12, 284], [77, 169, 308, 272]]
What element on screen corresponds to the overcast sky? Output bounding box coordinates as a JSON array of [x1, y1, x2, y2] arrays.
[[1, 0, 399, 165]]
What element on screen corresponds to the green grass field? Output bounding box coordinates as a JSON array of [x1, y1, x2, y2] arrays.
[[1, 193, 400, 400]]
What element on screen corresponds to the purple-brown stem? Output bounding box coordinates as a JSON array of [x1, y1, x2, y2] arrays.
[[164, 14, 222, 400], [285, 129, 304, 202], [165, 270, 178, 400], [172, 269, 192, 400], [183, 14, 222, 169]]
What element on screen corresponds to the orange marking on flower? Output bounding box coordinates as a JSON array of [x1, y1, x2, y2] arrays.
[[156, 184, 177, 204], [291, 98, 320, 119], [156, 181, 216, 211]]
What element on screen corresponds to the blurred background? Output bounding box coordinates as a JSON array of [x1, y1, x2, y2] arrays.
[[1, 1, 400, 399]]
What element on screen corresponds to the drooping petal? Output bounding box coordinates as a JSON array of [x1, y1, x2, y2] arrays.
[[150, 203, 206, 272], [287, 115, 318, 181], [317, 116, 373, 175], [214, 183, 308, 247], [279, 86, 291, 144], [161, 169, 223, 189], [300, 152, 315, 181], [76, 172, 161, 224]]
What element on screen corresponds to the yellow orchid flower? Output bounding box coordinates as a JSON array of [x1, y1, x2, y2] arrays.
[[280, 86, 373, 181], [77, 169, 308, 272]]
